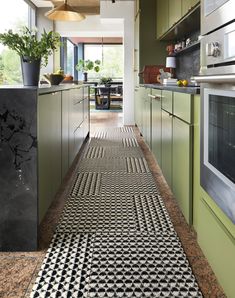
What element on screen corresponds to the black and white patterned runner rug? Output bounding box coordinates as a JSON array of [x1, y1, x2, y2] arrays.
[[31, 127, 202, 298]]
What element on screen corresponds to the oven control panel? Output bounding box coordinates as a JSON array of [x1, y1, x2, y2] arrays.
[[201, 21, 235, 75], [206, 42, 221, 57]]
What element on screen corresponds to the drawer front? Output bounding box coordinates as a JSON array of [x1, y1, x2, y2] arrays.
[[151, 88, 161, 97], [70, 87, 83, 104], [72, 100, 84, 131], [162, 90, 173, 113], [173, 92, 192, 123]]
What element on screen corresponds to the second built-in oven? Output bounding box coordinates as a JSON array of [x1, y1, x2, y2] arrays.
[[201, 0, 235, 35], [195, 21, 235, 223]]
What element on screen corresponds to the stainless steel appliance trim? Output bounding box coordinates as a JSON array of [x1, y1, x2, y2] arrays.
[[201, 0, 235, 35], [201, 22, 235, 71], [193, 74, 235, 83]]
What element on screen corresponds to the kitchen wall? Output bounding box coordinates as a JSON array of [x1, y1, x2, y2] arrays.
[[139, 0, 167, 76], [175, 48, 200, 82], [37, 7, 54, 74]]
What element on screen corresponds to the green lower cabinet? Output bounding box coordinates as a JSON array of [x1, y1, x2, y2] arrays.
[[62, 90, 70, 178], [151, 89, 162, 166], [142, 88, 152, 148], [38, 92, 62, 223], [172, 116, 192, 224], [193, 95, 235, 297], [197, 194, 235, 298], [161, 110, 172, 188], [134, 87, 143, 133]]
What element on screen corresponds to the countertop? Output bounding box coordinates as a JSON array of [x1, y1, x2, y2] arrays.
[[141, 84, 200, 94], [0, 82, 87, 95]]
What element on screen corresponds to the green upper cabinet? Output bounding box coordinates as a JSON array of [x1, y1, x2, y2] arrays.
[[182, 0, 200, 16], [169, 0, 182, 28], [156, 0, 200, 39], [156, 0, 169, 39]]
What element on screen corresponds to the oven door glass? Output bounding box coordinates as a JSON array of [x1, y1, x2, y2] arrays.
[[204, 88, 235, 187]]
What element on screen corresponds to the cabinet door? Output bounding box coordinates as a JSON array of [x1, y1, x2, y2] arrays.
[[161, 110, 172, 188], [182, 0, 199, 17], [151, 89, 162, 166], [50, 92, 62, 197], [169, 0, 182, 28], [172, 116, 192, 224], [38, 92, 62, 223], [62, 90, 70, 178], [143, 89, 152, 148], [83, 86, 90, 139], [134, 87, 143, 133], [156, 0, 169, 38]]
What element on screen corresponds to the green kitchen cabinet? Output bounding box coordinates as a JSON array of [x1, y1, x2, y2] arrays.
[[169, 0, 182, 28], [69, 87, 84, 165], [38, 91, 62, 222], [62, 90, 70, 178], [83, 86, 90, 139], [192, 95, 235, 298], [172, 116, 192, 224], [134, 86, 143, 133], [156, 0, 169, 39], [142, 88, 152, 148], [182, 0, 199, 16], [161, 90, 173, 188], [151, 88, 162, 166]]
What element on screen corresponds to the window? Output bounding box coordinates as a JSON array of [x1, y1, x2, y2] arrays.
[[0, 0, 36, 85], [66, 39, 75, 76], [84, 44, 123, 79]]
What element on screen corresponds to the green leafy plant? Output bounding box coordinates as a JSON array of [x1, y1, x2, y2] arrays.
[[76, 59, 101, 73], [99, 76, 113, 86], [0, 27, 60, 66]]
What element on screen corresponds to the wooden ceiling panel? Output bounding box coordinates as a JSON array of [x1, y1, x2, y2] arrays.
[[51, 0, 100, 14]]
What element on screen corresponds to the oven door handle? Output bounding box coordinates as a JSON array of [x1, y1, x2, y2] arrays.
[[192, 74, 235, 84]]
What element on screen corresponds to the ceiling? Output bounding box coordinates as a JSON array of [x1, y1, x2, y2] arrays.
[[70, 37, 123, 44], [32, 0, 100, 14]]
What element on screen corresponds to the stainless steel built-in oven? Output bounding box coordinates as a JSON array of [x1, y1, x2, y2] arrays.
[[201, 0, 235, 35], [195, 19, 235, 223]]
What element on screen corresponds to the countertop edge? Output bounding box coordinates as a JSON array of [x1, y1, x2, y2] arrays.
[[140, 84, 200, 94]]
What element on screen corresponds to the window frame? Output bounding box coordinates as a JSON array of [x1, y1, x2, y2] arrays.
[[83, 42, 124, 80]]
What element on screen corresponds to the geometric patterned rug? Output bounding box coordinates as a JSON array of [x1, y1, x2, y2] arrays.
[[30, 127, 203, 297]]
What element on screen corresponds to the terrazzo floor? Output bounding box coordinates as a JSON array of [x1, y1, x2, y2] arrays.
[[0, 111, 226, 297]]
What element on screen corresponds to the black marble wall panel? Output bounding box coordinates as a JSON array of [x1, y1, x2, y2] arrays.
[[175, 48, 200, 82], [0, 89, 38, 251]]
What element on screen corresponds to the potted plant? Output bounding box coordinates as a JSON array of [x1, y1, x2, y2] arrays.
[[0, 27, 60, 86], [75, 59, 101, 81], [99, 76, 113, 86]]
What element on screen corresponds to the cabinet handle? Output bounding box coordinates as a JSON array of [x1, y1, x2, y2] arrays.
[[148, 94, 164, 100]]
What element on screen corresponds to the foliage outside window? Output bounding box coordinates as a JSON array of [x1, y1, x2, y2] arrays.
[[0, 0, 35, 85], [84, 44, 123, 79], [66, 39, 74, 76]]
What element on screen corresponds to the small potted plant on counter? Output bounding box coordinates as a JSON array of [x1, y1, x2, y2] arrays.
[[0, 27, 60, 86], [75, 59, 101, 82], [99, 76, 113, 87]]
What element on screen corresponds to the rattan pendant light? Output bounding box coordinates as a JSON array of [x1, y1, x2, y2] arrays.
[[45, 0, 86, 21]]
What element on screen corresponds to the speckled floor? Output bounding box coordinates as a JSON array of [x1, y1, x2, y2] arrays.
[[0, 111, 225, 298]]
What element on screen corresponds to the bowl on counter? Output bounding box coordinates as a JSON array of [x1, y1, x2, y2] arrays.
[[43, 73, 65, 85]]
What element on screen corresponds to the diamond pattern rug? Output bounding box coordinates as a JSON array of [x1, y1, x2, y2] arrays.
[[30, 127, 203, 298]]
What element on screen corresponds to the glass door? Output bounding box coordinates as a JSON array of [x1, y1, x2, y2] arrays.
[[204, 88, 235, 187]]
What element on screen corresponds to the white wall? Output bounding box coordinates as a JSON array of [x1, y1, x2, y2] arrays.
[[55, 15, 123, 37], [100, 0, 135, 125], [37, 8, 54, 74]]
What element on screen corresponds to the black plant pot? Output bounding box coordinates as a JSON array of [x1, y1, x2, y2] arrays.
[[83, 72, 88, 82], [21, 57, 41, 86]]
